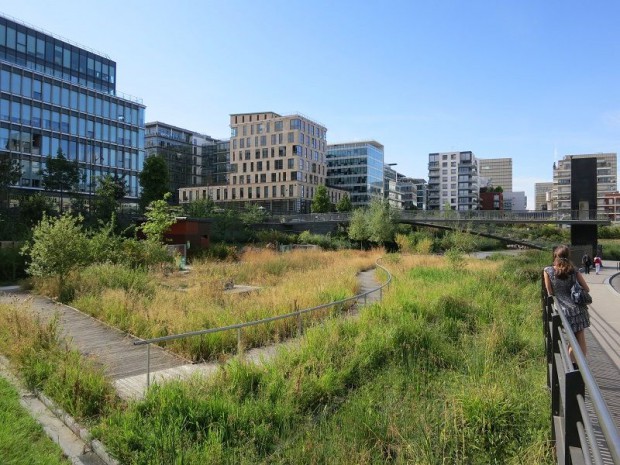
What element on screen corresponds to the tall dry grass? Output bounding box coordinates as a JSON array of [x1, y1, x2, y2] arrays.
[[69, 248, 382, 360]]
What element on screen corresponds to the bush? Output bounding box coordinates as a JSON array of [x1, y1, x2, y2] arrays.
[[0, 245, 26, 283]]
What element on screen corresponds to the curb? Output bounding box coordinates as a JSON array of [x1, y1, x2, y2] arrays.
[[0, 356, 120, 465]]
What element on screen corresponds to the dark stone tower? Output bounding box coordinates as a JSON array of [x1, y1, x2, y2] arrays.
[[570, 157, 597, 259]]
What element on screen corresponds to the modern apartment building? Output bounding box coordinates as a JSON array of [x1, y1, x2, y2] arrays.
[[551, 153, 617, 213], [427, 151, 479, 210], [603, 192, 620, 222], [478, 157, 512, 192], [535, 182, 553, 210], [326, 140, 384, 208], [0, 13, 145, 203], [183, 111, 342, 214], [145, 121, 220, 202], [383, 165, 426, 210], [503, 191, 527, 211]]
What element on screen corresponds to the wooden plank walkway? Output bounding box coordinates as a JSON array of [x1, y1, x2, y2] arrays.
[[0, 268, 383, 401]]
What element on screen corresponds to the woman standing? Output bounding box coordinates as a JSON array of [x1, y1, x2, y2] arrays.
[[544, 245, 591, 362], [593, 255, 602, 274]]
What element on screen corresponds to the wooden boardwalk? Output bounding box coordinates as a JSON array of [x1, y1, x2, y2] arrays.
[[0, 269, 383, 401]]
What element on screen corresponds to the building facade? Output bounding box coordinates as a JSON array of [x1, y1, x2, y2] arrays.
[[535, 182, 553, 210], [603, 192, 620, 222], [181, 111, 340, 214], [145, 121, 219, 202], [428, 151, 479, 210], [478, 157, 512, 192], [551, 153, 617, 214], [326, 140, 384, 208], [503, 191, 527, 211], [0, 14, 145, 204]]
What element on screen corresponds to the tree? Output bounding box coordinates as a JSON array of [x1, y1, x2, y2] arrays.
[[41, 148, 80, 212], [367, 199, 398, 245], [141, 193, 180, 243], [139, 155, 170, 211], [348, 207, 369, 248], [0, 154, 21, 208], [311, 185, 332, 213], [19, 193, 57, 228], [21, 213, 89, 300], [183, 197, 215, 218], [93, 174, 127, 223], [336, 194, 352, 212]]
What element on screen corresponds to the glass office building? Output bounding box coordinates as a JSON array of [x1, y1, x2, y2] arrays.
[[326, 141, 384, 208], [0, 14, 145, 203]]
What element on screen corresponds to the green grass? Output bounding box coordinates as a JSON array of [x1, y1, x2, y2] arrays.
[[0, 376, 70, 465], [93, 253, 553, 464]]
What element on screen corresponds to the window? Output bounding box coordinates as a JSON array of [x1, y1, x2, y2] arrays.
[[287, 132, 294, 143], [275, 121, 283, 131], [290, 119, 301, 129]]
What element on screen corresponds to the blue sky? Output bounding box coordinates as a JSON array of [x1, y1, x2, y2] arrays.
[[4, 0, 620, 208]]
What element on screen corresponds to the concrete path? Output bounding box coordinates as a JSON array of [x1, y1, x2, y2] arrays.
[[0, 268, 383, 401], [580, 260, 620, 463]]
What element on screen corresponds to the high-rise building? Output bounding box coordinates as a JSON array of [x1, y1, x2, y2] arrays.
[[535, 182, 553, 210], [145, 121, 219, 202], [551, 153, 617, 213], [427, 151, 479, 210], [383, 164, 426, 210], [478, 157, 512, 192], [326, 141, 384, 208], [0, 13, 145, 204]]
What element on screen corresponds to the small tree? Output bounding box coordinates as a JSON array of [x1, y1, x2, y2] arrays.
[[348, 207, 369, 249], [367, 199, 398, 245], [139, 154, 170, 211], [93, 174, 127, 223], [41, 148, 80, 212], [19, 193, 57, 228], [141, 193, 180, 243], [0, 154, 21, 208], [311, 185, 331, 213], [21, 213, 89, 299], [336, 194, 352, 212], [183, 198, 215, 218]]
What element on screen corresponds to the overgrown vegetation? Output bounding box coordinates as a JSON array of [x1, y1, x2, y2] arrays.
[[87, 251, 552, 464], [0, 304, 118, 421], [0, 376, 70, 465]]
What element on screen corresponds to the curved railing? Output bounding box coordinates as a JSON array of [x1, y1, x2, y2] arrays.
[[134, 259, 392, 388], [541, 279, 620, 464]]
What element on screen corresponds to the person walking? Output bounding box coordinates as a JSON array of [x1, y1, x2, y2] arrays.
[[582, 253, 591, 274], [544, 245, 591, 363], [593, 255, 602, 274]]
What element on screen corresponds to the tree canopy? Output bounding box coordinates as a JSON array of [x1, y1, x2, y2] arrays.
[[336, 194, 352, 212], [41, 149, 80, 211], [311, 185, 332, 213], [0, 154, 21, 207], [94, 174, 127, 223], [139, 154, 170, 211]]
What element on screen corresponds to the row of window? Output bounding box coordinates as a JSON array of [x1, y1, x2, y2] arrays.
[[0, 19, 116, 87], [0, 100, 143, 148], [1, 68, 142, 125], [232, 132, 326, 153], [230, 146, 323, 163], [231, 118, 326, 141], [9, 158, 139, 197], [231, 171, 323, 186], [1, 127, 144, 172]]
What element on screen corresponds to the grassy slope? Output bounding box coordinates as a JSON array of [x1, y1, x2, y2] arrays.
[[96, 252, 553, 464], [0, 376, 70, 465]]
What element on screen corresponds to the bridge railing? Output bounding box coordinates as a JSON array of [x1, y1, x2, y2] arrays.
[[266, 210, 610, 224], [134, 259, 392, 388], [541, 280, 620, 464]]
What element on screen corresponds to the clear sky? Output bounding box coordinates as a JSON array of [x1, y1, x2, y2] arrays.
[[3, 0, 620, 209]]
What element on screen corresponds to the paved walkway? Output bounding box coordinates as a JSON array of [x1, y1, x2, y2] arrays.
[[0, 269, 382, 401], [580, 259, 620, 463]]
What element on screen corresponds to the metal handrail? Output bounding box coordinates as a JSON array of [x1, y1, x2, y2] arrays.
[[135, 259, 392, 388], [542, 281, 620, 464]]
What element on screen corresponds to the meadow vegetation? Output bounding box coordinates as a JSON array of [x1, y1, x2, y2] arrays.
[[0, 376, 71, 465], [87, 251, 552, 464]]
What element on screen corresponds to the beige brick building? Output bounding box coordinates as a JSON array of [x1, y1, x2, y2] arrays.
[[179, 112, 346, 214]]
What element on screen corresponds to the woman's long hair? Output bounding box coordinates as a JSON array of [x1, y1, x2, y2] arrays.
[[553, 245, 575, 279]]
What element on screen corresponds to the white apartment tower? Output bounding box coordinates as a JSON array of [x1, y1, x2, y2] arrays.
[[428, 151, 479, 210]]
